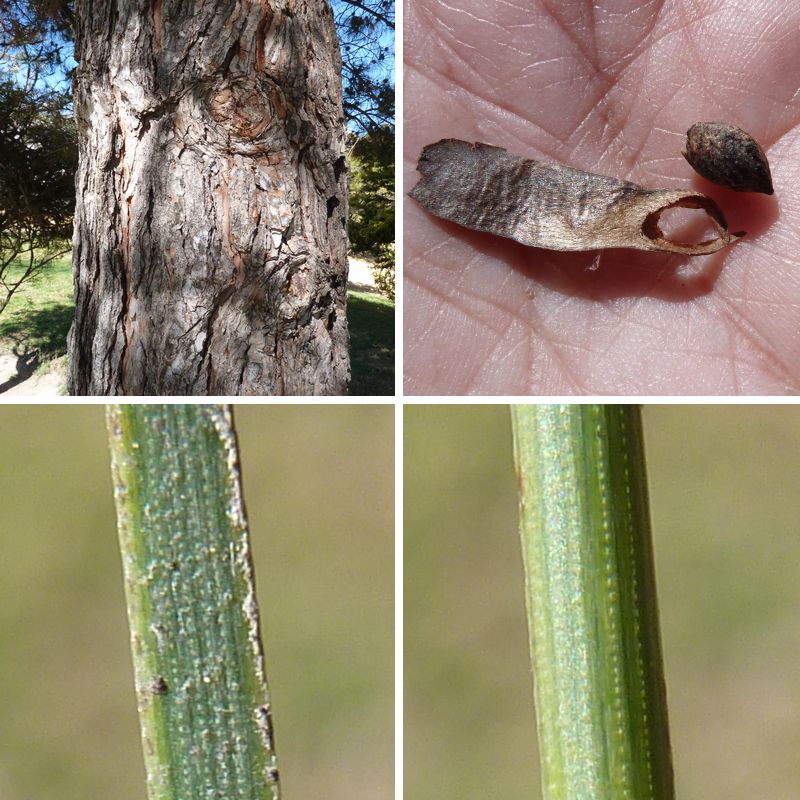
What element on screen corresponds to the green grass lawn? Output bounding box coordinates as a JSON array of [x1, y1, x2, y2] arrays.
[[0, 256, 74, 362], [348, 290, 395, 396], [0, 256, 395, 395]]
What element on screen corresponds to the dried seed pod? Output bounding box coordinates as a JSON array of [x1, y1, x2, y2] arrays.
[[683, 122, 773, 194], [410, 139, 743, 255]]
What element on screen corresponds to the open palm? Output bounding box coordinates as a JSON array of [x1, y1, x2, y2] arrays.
[[404, 1, 800, 395]]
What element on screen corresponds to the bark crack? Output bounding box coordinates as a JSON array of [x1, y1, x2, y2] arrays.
[[275, 212, 296, 261], [108, 0, 118, 41], [255, 9, 273, 73], [110, 249, 130, 395], [137, 185, 156, 293], [194, 285, 236, 390], [219, 39, 240, 77], [333, 155, 346, 181]]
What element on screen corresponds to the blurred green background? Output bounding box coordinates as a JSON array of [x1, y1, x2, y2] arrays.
[[0, 405, 393, 800], [405, 405, 800, 800]]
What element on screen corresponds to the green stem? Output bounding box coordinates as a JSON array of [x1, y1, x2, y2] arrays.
[[107, 404, 279, 800], [510, 404, 674, 800]]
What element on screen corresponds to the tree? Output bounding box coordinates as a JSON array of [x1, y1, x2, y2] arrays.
[[68, 1, 350, 395], [349, 126, 392, 253], [348, 124, 393, 299], [0, 1, 76, 314], [333, 0, 394, 300], [0, 73, 76, 313], [333, 0, 393, 135], [0, 1, 74, 67]]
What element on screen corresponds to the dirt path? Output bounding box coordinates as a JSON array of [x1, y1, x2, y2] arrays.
[[0, 257, 380, 396], [0, 353, 67, 395], [346, 256, 381, 294]]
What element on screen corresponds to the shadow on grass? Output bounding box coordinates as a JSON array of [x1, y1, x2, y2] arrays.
[[0, 302, 73, 358], [348, 291, 394, 396], [0, 303, 73, 392]]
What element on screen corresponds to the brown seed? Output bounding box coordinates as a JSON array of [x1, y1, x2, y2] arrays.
[[409, 139, 743, 255], [683, 122, 773, 194]]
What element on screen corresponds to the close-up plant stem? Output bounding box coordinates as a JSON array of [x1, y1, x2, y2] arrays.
[[106, 404, 279, 800], [511, 404, 674, 800]]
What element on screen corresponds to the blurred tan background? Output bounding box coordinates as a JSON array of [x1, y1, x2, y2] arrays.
[[405, 405, 800, 800], [0, 405, 393, 800]]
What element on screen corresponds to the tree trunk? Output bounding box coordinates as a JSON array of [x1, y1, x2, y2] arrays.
[[68, 0, 350, 395]]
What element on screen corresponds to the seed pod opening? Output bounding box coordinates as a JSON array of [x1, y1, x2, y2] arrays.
[[683, 122, 773, 194], [410, 139, 744, 256]]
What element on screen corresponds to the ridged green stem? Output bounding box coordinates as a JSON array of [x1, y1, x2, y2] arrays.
[[107, 404, 279, 800], [511, 404, 674, 800]]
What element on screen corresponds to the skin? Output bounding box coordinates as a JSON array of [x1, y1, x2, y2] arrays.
[[404, 0, 800, 395]]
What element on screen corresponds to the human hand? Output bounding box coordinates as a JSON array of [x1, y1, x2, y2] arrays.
[[404, 0, 798, 395]]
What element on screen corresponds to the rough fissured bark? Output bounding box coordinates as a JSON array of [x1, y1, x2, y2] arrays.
[[69, 0, 350, 395]]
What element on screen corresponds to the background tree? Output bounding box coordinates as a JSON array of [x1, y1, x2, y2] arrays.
[[0, 0, 76, 314], [0, 71, 76, 313], [335, 0, 394, 299], [0, 1, 74, 65], [333, 0, 393, 134], [348, 124, 394, 299]]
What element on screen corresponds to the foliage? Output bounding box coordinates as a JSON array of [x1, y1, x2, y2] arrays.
[[0, 1, 75, 101], [107, 405, 280, 800], [0, 68, 76, 313], [371, 243, 394, 301], [348, 126, 393, 251], [0, 2, 76, 314], [333, 0, 394, 134], [348, 124, 393, 297]]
